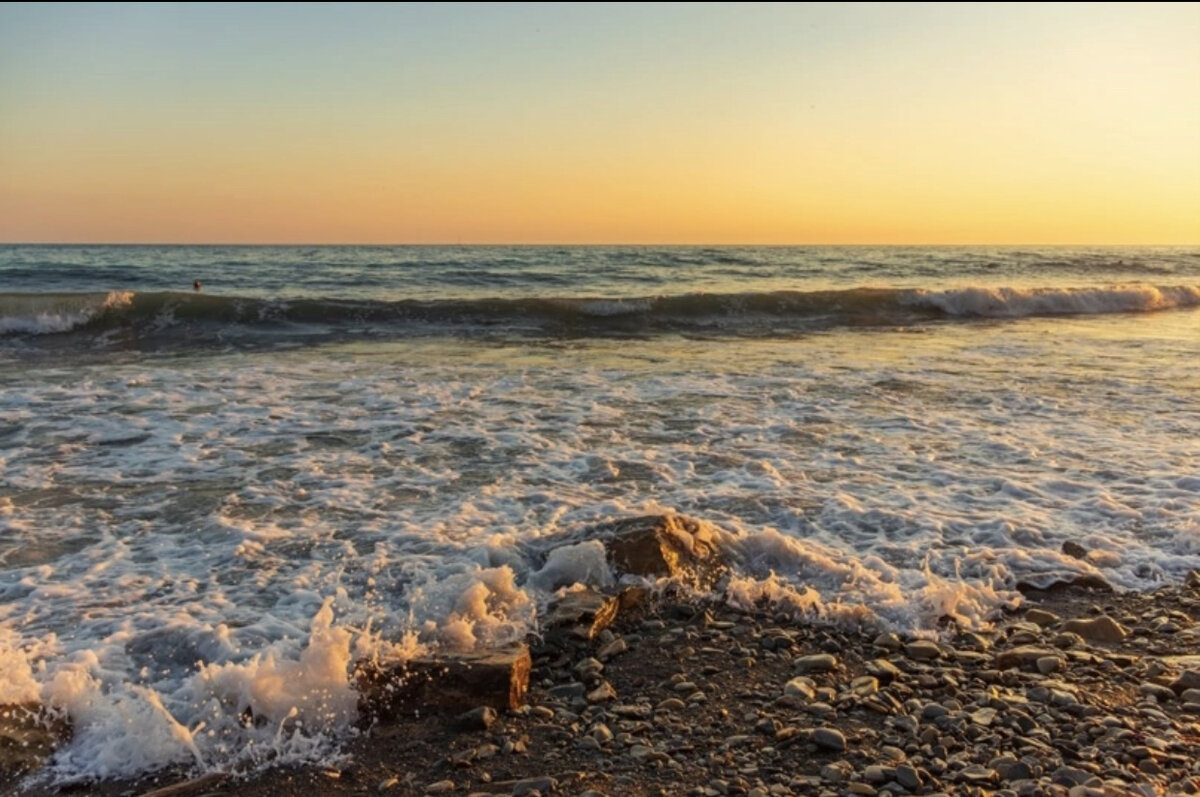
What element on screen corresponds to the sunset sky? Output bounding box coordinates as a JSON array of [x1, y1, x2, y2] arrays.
[[1, 2, 1198, 244]]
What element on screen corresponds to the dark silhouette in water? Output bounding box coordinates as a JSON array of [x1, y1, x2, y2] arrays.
[[193, 280, 202, 291]]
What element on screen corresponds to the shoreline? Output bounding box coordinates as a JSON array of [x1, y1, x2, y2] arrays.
[[8, 574, 1200, 797]]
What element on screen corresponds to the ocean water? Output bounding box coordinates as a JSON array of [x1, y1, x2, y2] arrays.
[[1, 245, 1199, 783]]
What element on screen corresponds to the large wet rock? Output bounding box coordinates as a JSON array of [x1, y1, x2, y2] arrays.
[[0, 703, 71, 778], [594, 514, 727, 586], [356, 643, 531, 720]]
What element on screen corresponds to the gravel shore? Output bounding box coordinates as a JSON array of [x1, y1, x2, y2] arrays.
[[13, 573, 1200, 797]]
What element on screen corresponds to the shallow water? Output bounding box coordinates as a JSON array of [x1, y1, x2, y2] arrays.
[[1, 245, 1198, 782]]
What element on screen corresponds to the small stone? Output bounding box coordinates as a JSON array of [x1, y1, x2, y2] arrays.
[[811, 727, 846, 752], [848, 783, 877, 796], [548, 683, 586, 700], [1036, 655, 1063, 674], [454, 706, 498, 731], [969, 707, 997, 726], [1060, 616, 1128, 642], [866, 659, 904, 683], [597, 637, 628, 660], [795, 653, 838, 673], [1025, 608, 1061, 627], [1170, 670, 1200, 693], [895, 764, 922, 790], [586, 682, 617, 703], [783, 677, 816, 701], [426, 780, 455, 794], [378, 776, 400, 791], [655, 697, 686, 712], [510, 777, 558, 797], [905, 640, 941, 660], [863, 765, 893, 783], [1061, 540, 1088, 559], [959, 764, 995, 783], [995, 646, 1063, 669]]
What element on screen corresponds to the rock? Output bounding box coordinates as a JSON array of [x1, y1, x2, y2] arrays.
[[1170, 670, 1200, 694], [1061, 540, 1088, 560], [597, 637, 628, 660], [0, 703, 72, 778], [811, 727, 846, 752], [1016, 573, 1112, 593], [596, 514, 726, 586], [547, 683, 586, 700], [969, 707, 997, 726], [863, 765, 893, 783], [454, 706, 499, 731], [783, 677, 816, 701], [1025, 608, 1061, 627], [1036, 655, 1064, 674], [905, 640, 941, 660], [895, 764, 923, 790], [356, 643, 532, 718], [586, 682, 617, 703], [994, 646, 1063, 670], [543, 590, 620, 642], [426, 781, 455, 794], [1060, 616, 1128, 643], [866, 659, 904, 683], [795, 653, 838, 673]]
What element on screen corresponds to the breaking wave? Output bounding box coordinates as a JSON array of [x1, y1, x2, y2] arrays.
[[1, 284, 1198, 347]]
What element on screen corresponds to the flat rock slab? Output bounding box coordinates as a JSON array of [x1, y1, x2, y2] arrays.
[[356, 643, 531, 720], [0, 703, 71, 778], [595, 514, 727, 586]]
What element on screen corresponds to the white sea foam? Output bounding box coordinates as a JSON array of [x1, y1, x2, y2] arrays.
[[907, 283, 1200, 317], [1, 307, 1199, 785]]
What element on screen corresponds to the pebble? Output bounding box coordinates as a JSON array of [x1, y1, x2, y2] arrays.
[[795, 653, 839, 673], [812, 727, 847, 752], [905, 640, 942, 660], [783, 677, 816, 700], [1025, 608, 1061, 627], [1061, 616, 1129, 643], [1036, 655, 1063, 674]]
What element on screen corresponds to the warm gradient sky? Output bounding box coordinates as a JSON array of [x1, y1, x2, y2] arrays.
[[1, 2, 1198, 244]]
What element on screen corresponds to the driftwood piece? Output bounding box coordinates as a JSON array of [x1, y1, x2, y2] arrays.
[[356, 643, 531, 721]]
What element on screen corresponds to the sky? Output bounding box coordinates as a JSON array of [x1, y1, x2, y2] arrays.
[[1, 2, 1198, 244]]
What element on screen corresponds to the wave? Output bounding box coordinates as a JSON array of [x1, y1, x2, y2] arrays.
[[1, 284, 1197, 346]]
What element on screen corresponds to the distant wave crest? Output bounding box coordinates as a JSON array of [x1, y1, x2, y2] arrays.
[[1, 284, 1197, 347]]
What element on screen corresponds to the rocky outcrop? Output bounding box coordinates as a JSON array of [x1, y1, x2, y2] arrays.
[[594, 514, 727, 586]]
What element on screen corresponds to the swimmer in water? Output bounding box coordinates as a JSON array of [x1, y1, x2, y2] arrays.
[[193, 279, 202, 291]]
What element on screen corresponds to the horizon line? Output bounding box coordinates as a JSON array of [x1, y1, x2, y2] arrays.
[[2, 241, 1197, 248]]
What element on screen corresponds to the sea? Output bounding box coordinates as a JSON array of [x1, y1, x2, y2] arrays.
[[1, 245, 1198, 783]]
